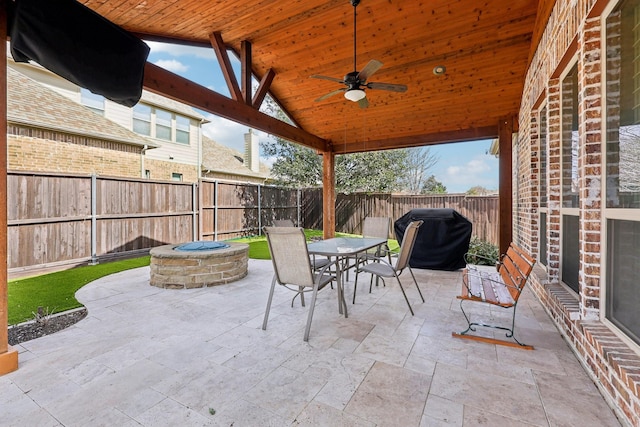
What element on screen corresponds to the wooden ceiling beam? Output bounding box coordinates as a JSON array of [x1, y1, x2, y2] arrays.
[[241, 40, 252, 105], [209, 32, 243, 102], [333, 125, 499, 154], [143, 62, 328, 151], [253, 68, 275, 109]]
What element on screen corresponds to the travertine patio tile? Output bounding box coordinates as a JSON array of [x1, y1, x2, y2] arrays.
[[243, 365, 329, 421], [421, 395, 463, 426], [134, 397, 215, 426], [462, 405, 541, 427], [533, 370, 620, 426], [429, 362, 548, 425], [345, 361, 431, 426], [0, 260, 623, 426], [312, 352, 375, 410], [294, 402, 375, 426]]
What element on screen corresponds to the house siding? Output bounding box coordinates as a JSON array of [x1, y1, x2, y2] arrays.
[[520, 1, 640, 425]]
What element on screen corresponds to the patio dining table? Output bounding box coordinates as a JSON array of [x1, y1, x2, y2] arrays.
[[307, 236, 387, 318]]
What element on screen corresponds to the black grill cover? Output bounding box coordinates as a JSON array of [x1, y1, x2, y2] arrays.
[[394, 209, 472, 271], [9, 0, 150, 107]]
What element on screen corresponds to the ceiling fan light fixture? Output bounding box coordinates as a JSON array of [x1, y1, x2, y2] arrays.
[[344, 88, 366, 101]]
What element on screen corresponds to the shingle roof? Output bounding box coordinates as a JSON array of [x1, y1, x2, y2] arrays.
[[7, 67, 157, 148], [140, 90, 207, 121], [201, 135, 270, 179]]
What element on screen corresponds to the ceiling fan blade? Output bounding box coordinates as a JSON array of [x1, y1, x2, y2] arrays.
[[315, 88, 346, 102], [310, 74, 344, 83], [357, 60, 383, 82], [366, 82, 408, 92], [357, 96, 369, 109]]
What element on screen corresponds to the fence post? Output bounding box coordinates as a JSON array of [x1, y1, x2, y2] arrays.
[[214, 180, 219, 241], [192, 182, 198, 241], [257, 184, 262, 235], [89, 174, 98, 265], [297, 188, 301, 228]]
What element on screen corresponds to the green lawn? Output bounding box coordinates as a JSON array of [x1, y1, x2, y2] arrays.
[[8, 257, 150, 325], [8, 231, 399, 326]]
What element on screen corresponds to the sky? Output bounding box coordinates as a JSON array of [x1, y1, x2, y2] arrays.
[[146, 41, 498, 194]]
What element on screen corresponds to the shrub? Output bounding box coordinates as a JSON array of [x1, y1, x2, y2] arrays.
[[465, 237, 499, 266]]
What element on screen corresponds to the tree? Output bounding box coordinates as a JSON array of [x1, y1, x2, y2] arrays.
[[261, 140, 321, 188], [421, 175, 447, 194], [262, 138, 411, 192], [400, 147, 439, 193], [466, 185, 493, 195], [336, 150, 408, 193]]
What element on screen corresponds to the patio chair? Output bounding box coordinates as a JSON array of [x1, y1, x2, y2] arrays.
[[353, 220, 425, 315], [262, 226, 338, 341], [350, 216, 392, 283], [272, 218, 332, 271], [273, 219, 295, 227]]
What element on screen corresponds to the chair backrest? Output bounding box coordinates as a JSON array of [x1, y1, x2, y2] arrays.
[[264, 226, 314, 287], [273, 219, 295, 227], [362, 217, 390, 239], [395, 220, 424, 270]]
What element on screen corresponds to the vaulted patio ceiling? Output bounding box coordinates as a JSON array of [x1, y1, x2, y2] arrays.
[[80, 0, 550, 154]]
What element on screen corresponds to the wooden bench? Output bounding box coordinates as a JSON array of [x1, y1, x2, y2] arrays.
[[452, 243, 536, 349]]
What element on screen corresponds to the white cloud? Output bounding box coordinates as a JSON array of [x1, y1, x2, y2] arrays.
[[145, 41, 216, 60], [202, 115, 274, 153], [153, 59, 189, 73], [441, 155, 497, 193]]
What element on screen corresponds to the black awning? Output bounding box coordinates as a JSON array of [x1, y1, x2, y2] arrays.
[[10, 0, 150, 107]]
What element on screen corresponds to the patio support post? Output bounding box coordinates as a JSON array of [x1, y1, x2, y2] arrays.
[[0, 0, 19, 375], [498, 116, 514, 255], [322, 150, 336, 239]]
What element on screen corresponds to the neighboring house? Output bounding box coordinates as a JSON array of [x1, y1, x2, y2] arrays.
[[7, 65, 157, 178], [8, 57, 240, 183], [201, 131, 271, 184]]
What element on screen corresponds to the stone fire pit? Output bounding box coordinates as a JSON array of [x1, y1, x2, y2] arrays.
[[149, 241, 249, 289]]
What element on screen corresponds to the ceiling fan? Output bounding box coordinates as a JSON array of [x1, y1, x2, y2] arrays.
[[311, 0, 407, 108]]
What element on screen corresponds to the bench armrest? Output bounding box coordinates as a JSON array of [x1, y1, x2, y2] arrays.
[[464, 252, 500, 270]]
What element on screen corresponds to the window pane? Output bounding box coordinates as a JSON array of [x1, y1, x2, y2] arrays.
[[176, 130, 189, 144], [156, 109, 172, 141], [133, 104, 151, 136], [156, 125, 171, 141], [540, 106, 548, 208], [539, 212, 547, 266], [562, 215, 580, 292], [606, 0, 640, 208], [81, 88, 104, 115], [171, 173, 183, 182], [133, 120, 151, 135], [607, 219, 640, 345], [562, 64, 579, 208], [175, 115, 190, 144]]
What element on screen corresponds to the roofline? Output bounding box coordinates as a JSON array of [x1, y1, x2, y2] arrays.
[[7, 117, 160, 149]]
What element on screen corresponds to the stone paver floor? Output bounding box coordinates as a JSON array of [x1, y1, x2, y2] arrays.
[[1, 259, 622, 426]]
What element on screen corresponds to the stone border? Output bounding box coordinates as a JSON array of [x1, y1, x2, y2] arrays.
[[149, 242, 249, 289]]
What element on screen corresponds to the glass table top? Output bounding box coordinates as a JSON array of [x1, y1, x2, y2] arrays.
[[307, 237, 387, 256]]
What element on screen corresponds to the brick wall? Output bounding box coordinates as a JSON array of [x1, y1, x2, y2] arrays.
[[144, 158, 198, 183], [8, 129, 142, 178], [519, 1, 640, 425]]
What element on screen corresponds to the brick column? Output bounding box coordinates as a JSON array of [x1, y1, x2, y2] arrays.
[[546, 78, 561, 283], [579, 17, 603, 320]]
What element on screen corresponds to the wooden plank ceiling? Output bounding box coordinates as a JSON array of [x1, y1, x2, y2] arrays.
[[80, 0, 542, 154]]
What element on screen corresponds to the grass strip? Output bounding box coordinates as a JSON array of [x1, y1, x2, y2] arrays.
[[8, 256, 150, 325]]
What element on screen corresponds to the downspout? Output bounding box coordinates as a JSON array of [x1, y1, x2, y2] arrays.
[[140, 144, 148, 178]]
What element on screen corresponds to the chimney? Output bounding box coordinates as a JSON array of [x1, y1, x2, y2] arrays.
[[244, 129, 260, 172]]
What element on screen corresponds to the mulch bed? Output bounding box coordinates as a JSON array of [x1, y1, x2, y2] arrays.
[[8, 308, 88, 346]]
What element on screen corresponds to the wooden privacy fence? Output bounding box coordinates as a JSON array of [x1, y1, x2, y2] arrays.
[[7, 171, 498, 274]]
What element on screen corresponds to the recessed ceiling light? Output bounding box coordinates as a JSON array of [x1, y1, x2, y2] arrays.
[[433, 65, 446, 76]]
